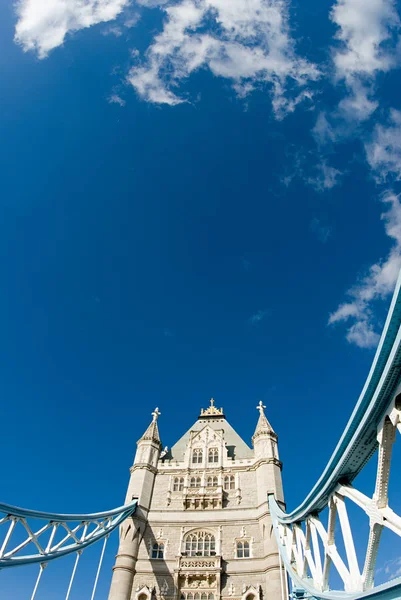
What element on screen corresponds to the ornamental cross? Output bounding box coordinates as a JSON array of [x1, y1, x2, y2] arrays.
[[256, 401, 266, 415], [152, 407, 161, 422]]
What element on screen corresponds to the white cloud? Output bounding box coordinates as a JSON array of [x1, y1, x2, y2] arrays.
[[312, 112, 336, 147], [108, 93, 126, 105], [345, 320, 380, 348], [14, 0, 130, 58], [249, 309, 269, 324], [329, 192, 401, 348], [384, 557, 401, 579], [128, 0, 319, 117], [330, 0, 401, 122], [366, 109, 401, 181], [124, 12, 141, 28], [310, 218, 332, 243], [102, 24, 123, 37], [308, 160, 342, 192]]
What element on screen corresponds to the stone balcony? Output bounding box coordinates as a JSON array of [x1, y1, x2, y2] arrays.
[[175, 555, 222, 594], [183, 486, 223, 510], [178, 555, 221, 571]]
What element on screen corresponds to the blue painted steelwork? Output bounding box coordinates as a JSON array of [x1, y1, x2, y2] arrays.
[[270, 269, 401, 598], [0, 499, 137, 568], [270, 495, 401, 600], [274, 270, 401, 522]]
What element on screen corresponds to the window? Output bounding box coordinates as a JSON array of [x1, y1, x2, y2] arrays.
[[236, 541, 250, 558], [152, 542, 164, 559], [192, 449, 203, 464], [208, 448, 218, 463], [206, 476, 218, 487], [224, 475, 235, 490], [184, 531, 216, 556], [173, 477, 184, 492], [190, 476, 201, 488]]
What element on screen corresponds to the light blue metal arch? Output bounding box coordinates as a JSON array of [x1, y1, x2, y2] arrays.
[[270, 269, 401, 598], [0, 499, 137, 568], [275, 269, 401, 523], [270, 495, 401, 600]]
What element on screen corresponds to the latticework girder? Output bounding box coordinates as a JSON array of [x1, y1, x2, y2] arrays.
[[270, 270, 401, 598], [0, 499, 137, 568]]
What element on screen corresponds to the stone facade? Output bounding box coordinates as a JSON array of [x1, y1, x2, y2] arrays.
[[108, 401, 285, 600]]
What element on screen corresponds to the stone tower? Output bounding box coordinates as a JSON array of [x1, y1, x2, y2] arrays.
[[108, 400, 285, 600]]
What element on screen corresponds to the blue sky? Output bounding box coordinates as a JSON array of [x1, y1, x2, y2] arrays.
[[1, 0, 401, 596]]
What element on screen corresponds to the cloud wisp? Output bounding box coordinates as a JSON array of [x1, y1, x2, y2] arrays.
[[307, 160, 343, 192], [366, 109, 401, 182], [108, 93, 126, 106], [14, 0, 130, 58], [330, 0, 401, 123], [249, 309, 269, 325], [383, 557, 401, 580], [329, 192, 401, 348], [310, 218, 332, 243], [127, 0, 319, 117]]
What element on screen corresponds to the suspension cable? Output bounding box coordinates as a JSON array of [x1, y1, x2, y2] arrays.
[[90, 534, 108, 600], [65, 551, 81, 600], [30, 563, 45, 600]]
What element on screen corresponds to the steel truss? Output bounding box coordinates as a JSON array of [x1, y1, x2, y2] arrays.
[[0, 500, 137, 568], [270, 270, 401, 599]]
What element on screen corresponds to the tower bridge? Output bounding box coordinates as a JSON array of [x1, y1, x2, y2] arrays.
[[2, 274, 401, 599]]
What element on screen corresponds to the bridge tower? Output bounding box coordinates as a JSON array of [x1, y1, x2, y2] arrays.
[[108, 400, 285, 600], [108, 408, 162, 600]]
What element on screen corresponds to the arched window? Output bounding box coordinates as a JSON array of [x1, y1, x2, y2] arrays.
[[173, 477, 184, 492], [151, 542, 164, 559], [184, 531, 216, 556], [187, 594, 194, 600], [194, 594, 200, 600], [206, 476, 218, 487], [208, 594, 214, 600], [208, 448, 218, 463], [201, 593, 207, 600], [224, 475, 235, 490], [236, 540, 250, 558], [190, 476, 201, 488], [192, 448, 203, 464]]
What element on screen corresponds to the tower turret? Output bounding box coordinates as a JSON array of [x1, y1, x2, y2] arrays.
[[108, 408, 162, 600], [252, 401, 284, 504]]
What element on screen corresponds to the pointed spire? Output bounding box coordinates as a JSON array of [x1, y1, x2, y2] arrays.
[[138, 407, 162, 445], [252, 401, 276, 441]]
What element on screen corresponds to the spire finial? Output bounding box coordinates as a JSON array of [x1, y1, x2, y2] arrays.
[[252, 400, 275, 444], [256, 400, 266, 415], [151, 407, 161, 422], [200, 397, 224, 418], [137, 407, 162, 446]]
